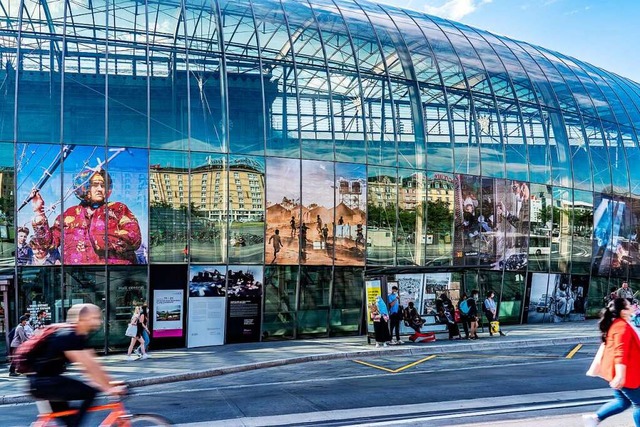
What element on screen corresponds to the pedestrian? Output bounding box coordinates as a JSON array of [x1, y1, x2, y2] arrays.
[[370, 300, 390, 348], [388, 286, 403, 345], [458, 293, 471, 339], [468, 290, 480, 339], [134, 305, 151, 356], [9, 315, 30, 376], [483, 290, 506, 336], [32, 309, 48, 330], [403, 301, 424, 333], [126, 307, 148, 361], [23, 312, 34, 338], [583, 297, 640, 427], [617, 281, 634, 304], [290, 216, 296, 237], [436, 293, 462, 340]]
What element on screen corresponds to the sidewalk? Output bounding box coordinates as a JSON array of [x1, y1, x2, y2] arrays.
[[0, 320, 600, 405]]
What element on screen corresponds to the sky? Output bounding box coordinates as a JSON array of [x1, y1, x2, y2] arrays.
[[377, 0, 640, 84]]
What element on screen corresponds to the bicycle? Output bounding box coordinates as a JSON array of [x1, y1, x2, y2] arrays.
[[31, 394, 173, 426]]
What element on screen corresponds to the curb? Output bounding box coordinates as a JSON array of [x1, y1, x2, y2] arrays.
[[0, 334, 599, 406]]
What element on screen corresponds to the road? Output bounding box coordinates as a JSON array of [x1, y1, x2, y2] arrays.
[[0, 342, 632, 426]]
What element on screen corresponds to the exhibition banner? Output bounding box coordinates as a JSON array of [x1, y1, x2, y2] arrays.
[[187, 265, 227, 347], [153, 290, 184, 338], [365, 279, 383, 333], [226, 266, 263, 343]]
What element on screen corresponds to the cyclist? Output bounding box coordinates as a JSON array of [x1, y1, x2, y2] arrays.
[[28, 303, 125, 427]]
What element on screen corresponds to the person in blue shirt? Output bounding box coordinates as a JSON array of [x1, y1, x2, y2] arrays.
[[483, 290, 506, 336], [388, 286, 402, 345]]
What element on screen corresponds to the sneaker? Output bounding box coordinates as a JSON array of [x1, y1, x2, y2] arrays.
[[375, 343, 380, 348], [141, 354, 149, 360], [383, 343, 388, 347], [126, 355, 134, 362], [134, 348, 141, 356], [397, 340, 403, 345], [581, 414, 599, 427]]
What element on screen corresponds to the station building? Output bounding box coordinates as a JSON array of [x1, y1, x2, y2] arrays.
[[1, 0, 639, 352]]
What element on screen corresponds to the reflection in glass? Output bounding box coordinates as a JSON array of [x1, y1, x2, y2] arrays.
[[149, 151, 189, 263], [498, 272, 524, 323], [571, 190, 593, 275], [528, 183, 552, 272], [189, 153, 227, 263], [397, 170, 426, 265], [334, 163, 367, 266], [0, 143, 14, 265], [426, 172, 454, 267], [330, 267, 364, 335], [263, 265, 298, 339], [551, 187, 572, 273], [17, 267, 63, 324], [591, 193, 630, 278], [367, 167, 397, 265], [107, 267, 147, 352], [228, 156, 265, 264], [298, 266, 331, 336], [63, 267, 107, 349], [453, 175, 481, 266]]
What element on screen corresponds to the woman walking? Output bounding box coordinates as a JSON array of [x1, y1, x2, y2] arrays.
[[126, 306, 148, 361], [583, 297, 640, 426]]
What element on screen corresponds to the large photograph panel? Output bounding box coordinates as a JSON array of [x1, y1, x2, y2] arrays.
[[301, 160, 335, 265], [334, 163, 366, 266], [266, 158, 301, 264]]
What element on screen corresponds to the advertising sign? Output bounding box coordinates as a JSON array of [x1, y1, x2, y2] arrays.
[[187, 265, 227, 347], [153, 290, 184, 338], [365, 279, 383, 333], [226, 266, 263, 343]]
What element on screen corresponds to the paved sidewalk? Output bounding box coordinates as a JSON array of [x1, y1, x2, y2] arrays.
[[0, 320, 600, 405]]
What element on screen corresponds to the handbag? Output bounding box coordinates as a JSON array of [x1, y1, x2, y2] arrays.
[[125, 324, 137, 338], [586, 343, 605, 378]]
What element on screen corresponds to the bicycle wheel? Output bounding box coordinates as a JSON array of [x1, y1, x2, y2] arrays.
[[120, 413, 173, 426]]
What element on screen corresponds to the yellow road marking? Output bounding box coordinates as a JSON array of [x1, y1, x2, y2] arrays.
[[353, 355, 437, 373], [352, 359, 397, 373], [566, 344, 583, 359], [393, 355, 437, 372]]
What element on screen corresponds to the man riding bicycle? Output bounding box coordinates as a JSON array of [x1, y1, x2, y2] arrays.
[[28, 303, 125, 427]]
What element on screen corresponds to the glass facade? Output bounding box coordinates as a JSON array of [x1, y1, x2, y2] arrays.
[[1, 0, 640, 349]]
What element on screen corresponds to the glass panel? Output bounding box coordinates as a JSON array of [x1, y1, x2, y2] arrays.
[[367, 166, 396, 265], [0, 8, 16, 142], [266, 157, 300, 264], [426, 172, 454, 267], [498, 271, 524, 324], [397, 169, 425, 265], [301, 160, 334, 265], [149, 150, 189, 263], [330, 267, 363, 335], [567, 122, 594, 192], [571, 190, 593, 275], [16, 143, 63, 266], [0, 142, 14, 265], [528, 183, 552, 272], [63, 266, 107, 350], [297, 265, 331, 336], [17, 266, 63, 325], [587, 275, 610, 317], [551, 187, 572, 273], [592, 193, 628, 278], [107, 266, 147, 352], [106, 1, 148, 148], [502, 180, 530, 272], [190, 152, 226, 263], [63, 1, 105, 145], [221, 0, 266, 156], [334, 163, 366, 266], [228, 155, 265, 264], [149, 2, 187, 150], [263, 265, 297, 339], [453, 174, 481, 267]]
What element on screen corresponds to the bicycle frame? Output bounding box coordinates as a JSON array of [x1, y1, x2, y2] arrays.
[[32, 400, 134, 427]]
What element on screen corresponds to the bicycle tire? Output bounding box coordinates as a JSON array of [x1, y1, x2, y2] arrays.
[[117, 413, 173, 426]]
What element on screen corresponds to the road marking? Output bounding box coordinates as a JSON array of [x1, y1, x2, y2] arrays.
[[353, 355, 437, 373], [565, 343, 583, 359]]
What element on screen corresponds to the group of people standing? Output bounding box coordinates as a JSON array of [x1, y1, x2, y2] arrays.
[[369, 286, 410, 347]]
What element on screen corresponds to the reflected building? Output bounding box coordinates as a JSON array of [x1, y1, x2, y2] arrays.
[[0, 0, 639, 351]]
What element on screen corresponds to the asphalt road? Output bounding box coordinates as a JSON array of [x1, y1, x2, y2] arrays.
[[0, 342, 616, 426]]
